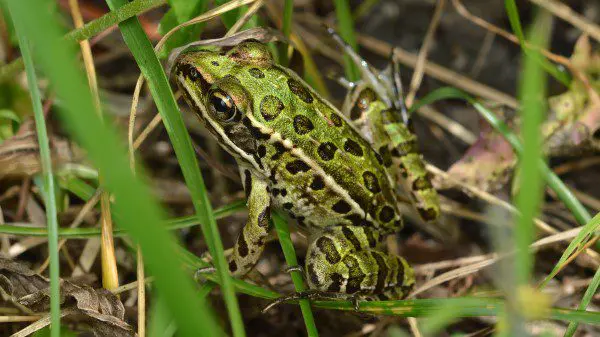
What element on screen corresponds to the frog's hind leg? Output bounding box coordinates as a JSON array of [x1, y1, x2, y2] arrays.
[[227, 169, 272, 277], [305, 226, 415, 300]]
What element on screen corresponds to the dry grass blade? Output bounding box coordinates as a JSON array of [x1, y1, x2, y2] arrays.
[[451, 0, 572, 68], [405, 0, 446, 108], [66, 0, 119, 293], [356, 33, 519, 108], [226, 0, 265, 37], [528, 0, 600, 43], [417, 105, 477, 144], [412, 224, 593, 296]]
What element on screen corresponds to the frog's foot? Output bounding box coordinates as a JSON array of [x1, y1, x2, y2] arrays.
[[262, 290, 361, 313]]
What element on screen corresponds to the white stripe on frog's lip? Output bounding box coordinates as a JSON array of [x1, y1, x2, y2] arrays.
[[178, 75, 265, 175]]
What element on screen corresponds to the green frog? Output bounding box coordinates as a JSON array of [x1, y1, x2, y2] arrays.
[[172, 39, 415, 300]]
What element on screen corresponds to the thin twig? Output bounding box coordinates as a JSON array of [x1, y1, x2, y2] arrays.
[[406, 0, 446, 108], [528, 0, 600, 43], [356, 33, 519, 108]]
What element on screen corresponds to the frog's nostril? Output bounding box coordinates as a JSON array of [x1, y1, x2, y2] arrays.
[[177, 62, 210, 92]]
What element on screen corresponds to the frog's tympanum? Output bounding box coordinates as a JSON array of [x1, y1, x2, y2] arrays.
[[173, 40, 416, 300]]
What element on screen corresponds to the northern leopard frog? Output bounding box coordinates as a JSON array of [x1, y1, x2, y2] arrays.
[[172, 37, 424, 300]]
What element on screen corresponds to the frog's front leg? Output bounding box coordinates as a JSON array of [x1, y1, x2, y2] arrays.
[[228, 170, 272, 276], [305, 226, 414, 300]]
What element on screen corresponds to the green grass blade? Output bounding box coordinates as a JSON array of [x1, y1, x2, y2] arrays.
[[514, 8, 550, 286], [504, 0, 571, 86], [59, 176, 97, 200], [311, 297, 600, 324], [11, 15, 61, 337], [278, 0, 294, 66], [103, 0, 245, 335], [333, 0, 360, 81], [272, 213, 319, 337], [5, 0, 222, 335], [564, 265, 600, 336], [540, 212, 600, 287], [0, 200, 246, 238], [66, 0, 165, 42]]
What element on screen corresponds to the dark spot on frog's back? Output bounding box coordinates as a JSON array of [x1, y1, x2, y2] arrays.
[[293, 115, 314, 135], [287, 78, 313, 103], [210, 60, 219, 66], [332, 200, 352, 214], [330, 113, 343, 127], [378, 205, 395, 223], [344, 139, 363, 157], [260, 95, 285, 121], [317, 142, 337, 161], [285, 160, 310, 174], [362, 171, 381, 193], [248, 68, 265, 78], [271, 142, 287, 160], [345, 213, 373, 227], [310, 175, 325, 190]]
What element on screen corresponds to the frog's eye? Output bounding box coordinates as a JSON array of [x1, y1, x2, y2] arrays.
[[208, 89, 238, 122]]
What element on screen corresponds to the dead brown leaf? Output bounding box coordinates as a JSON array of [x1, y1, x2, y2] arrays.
[[0, 257, 135, 337]]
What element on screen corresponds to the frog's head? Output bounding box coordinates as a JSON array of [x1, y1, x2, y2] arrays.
[[172, 40, 275, 165]]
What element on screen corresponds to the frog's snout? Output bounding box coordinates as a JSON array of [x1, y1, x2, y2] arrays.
[[173, 56, 211, 94]]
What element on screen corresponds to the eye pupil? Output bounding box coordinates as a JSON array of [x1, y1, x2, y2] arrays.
[[210, 91, 236, 121]]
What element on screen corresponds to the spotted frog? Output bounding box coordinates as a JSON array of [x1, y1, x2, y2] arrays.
[[173, 40, 415, 300]]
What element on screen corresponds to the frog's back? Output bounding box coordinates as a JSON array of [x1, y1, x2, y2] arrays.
[[225, 62, 402, 231]]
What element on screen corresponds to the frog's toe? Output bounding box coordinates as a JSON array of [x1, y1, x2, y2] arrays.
[[284, 264, 304, 274], [262, 290, 318, 313], [194, 265, 216, 282], [262, 290, 356, 313]]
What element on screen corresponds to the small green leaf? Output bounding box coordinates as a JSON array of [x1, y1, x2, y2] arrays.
[[157, 1, 209, 58]]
